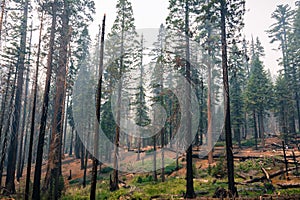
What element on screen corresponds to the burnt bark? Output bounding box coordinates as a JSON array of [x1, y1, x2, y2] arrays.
[[90, 14, 106, 200], [5, 0, 29, 194], [32, 5, 57, 199], [220, 0, 237, 196], [184, 0, 195, 198]]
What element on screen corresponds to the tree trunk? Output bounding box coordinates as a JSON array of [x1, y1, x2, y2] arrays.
[[5, 0, 29, 194], [207, 58, 213, 164], [0, 68, 17, 188], [111, 6, 126, 190], [75, 132, 81, 159], [69, 127, 74, 156], [220, 0, 237, 196], [44, 1, 70, 198], [152, 136, 157, 181], [83, 144, 89, 188], [0, 0, 6, 41], [184, 0, 195, 198], [161, 127, 165, 182], [17, 22, 33, 182], [90, 14, 106, 200], [0, 64, 12, 147], [253, 110, 258, 150], [24, 16, 42, 199], [259, 110, 265, 148], [63, 95, 69, 154], [80, 142, 85, 170], [137, 137, 141, 161], [32, 6, 56, 199]]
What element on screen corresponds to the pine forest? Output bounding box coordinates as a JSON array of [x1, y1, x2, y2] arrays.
[[0, 0, 300, 199]]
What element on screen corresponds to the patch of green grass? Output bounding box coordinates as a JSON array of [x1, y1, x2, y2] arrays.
[[241, 138, 261, 147], [164, 162, 182, 175], [100, 166, 113, 174], [278, 188, 300, 195]]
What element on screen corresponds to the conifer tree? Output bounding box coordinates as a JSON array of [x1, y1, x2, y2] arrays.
[[105, 0, 138, 191]]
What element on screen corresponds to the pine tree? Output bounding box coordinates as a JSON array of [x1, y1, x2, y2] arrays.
[[105, 0, 137, 191], [149, 23, 166, 182], [229, 40, 245, 147], [132, 35, 150, 161], [267, 4, 297, 134], [273, 73, 292, 142], [220, 0, 245, 196], [287, 2, 300, 133], [245, 38, 272, 148]]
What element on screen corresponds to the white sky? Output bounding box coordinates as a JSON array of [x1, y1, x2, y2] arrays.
[[91, 0, 297, 76]]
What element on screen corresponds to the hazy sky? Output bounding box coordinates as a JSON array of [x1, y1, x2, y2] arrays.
[[91, 0, 297, 76]]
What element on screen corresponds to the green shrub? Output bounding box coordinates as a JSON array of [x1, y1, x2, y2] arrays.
[[210, 157, 227, 179]]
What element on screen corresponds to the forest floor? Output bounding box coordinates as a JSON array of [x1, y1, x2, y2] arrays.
[[2, 136, 300, 199]]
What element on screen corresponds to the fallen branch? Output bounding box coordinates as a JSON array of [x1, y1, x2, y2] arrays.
[[243, 167, 297, 184], [261, 167, 270, 181], [236, 172, 247, 180], [277, 183, 300, 189], [274, 157, 298, 165]]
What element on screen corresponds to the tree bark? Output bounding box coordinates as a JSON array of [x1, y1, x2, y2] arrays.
[[111, 5, 126, 191], [69, 126, 74, 156], [0, 68, 17, 188], [220, 0, 237, 196], [0, 0, 6, 41], [184, 0, 195, 198], [17, 21, 33, 182], [253, 110, 258, 150], [25, 15, 43, 199], [32, 4, 57, 199], [90, 14, 106, 200], [5, 0, 29, 194], [44, 1, 70, 198]]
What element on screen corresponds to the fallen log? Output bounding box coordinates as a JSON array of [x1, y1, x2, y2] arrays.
[[261, 167, 270, 181], [277, 183, 300, 189], [236, 172, 247, 180], [272, 142, 283, 149], [282, 141, 289, 177], [274, 157, 298, 165], [243, 167, 297, 184]]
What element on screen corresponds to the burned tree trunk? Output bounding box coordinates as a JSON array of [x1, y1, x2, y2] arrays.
[[32, 5, 56, 199], [5, 0, 29, 194], [90, 14, 106, 200], [220, 0, 237, 196]]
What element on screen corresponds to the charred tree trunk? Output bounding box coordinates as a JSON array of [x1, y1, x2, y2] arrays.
[[184, 0, 195, 198], [80, 142, 85, 170], [75, 132, 81, 159], [0, 64, 12, 146], [32, 6, 56, 200], [0, 67, 17, 188], [69, 126, 74, 156], [90, 14, 106, 200], [24, 16, 42, 200], [17, 22, 33, 182], [83, 143, 89, 188], [221, 0, 237, 196], [5, 0, 29, 194]]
